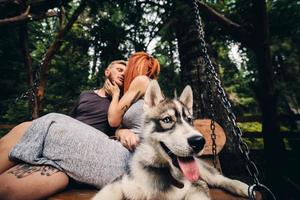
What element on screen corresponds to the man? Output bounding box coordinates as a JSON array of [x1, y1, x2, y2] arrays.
[[70, 60, 139, 150]]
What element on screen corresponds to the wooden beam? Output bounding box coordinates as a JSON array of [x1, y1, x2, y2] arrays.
[[195, 0, 254, 48], [0, 6, 30, 26]]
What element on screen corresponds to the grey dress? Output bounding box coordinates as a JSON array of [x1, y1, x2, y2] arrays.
[[9, 100, 144, 188]]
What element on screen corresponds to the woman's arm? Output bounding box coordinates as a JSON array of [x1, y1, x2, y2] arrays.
[[105, 75, 150, 127], [115, 128, 140, 151]]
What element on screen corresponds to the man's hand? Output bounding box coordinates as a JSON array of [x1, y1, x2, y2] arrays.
[[104, 79, 120, 98], [115, 129, 140, 151]]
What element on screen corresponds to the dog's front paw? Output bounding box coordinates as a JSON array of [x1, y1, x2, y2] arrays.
[[92, 182, 123, 200], [232, 180, 249, 197]]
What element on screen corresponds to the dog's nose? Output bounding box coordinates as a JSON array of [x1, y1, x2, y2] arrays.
[[188, 135, 205, 153]]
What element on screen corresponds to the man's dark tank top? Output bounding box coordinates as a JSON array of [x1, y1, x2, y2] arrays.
[[70, 91, 115, 136]]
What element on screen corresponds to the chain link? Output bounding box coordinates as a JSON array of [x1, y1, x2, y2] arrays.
[[209, 104, 218, 168], [190, 0, 219, 169], [191, 0, 276, 199]]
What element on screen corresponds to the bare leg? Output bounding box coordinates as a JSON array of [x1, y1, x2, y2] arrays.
[[0, 163, 69, 200], [0, 122, 32, 174]]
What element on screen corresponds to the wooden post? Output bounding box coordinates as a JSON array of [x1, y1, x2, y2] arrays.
[[252, 0, 285, 197]]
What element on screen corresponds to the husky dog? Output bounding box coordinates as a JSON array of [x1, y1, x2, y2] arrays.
[[92, 80, 249, 200]]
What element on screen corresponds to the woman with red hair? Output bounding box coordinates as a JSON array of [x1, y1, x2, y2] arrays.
[[0, 51, 161, 200], [104, 52, 160, 151]]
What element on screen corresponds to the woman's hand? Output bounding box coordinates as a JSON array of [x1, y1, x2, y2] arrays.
[[104, 79, 120, 98], [107, 75, 150, 127], [116, 129, 140, 151]]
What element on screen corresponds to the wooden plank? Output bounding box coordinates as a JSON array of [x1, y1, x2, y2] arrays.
[[48, 189, 96, 200], [48, 188, 256, 200], [0, 124, 17, 129], [49, 156, 261, 200], [193, 119, 226, 156]]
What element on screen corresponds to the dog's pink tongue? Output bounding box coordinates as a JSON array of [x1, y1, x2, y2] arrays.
[[177, 157, 199, 182]]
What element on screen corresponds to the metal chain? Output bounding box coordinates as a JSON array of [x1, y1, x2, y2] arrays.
[[210, 116, 218, 168], [191, 0, 276, 199], [207, 80, 218, 168], [188, 0, 218, 168]]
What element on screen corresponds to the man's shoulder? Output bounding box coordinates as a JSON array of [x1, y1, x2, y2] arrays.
[[80, 90, 95, 95], [80, 90, 96, 96], [77, 90, 96, 99], [79, 90, 110, 101]]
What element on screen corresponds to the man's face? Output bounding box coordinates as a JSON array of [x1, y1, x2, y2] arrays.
[[105, 63, 126, 87]]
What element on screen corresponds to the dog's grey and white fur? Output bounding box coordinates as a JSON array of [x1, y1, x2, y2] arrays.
[[92, 80, 249, 200]]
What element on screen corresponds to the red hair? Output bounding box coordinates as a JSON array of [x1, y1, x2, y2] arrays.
[[124, 52, 160, 92]]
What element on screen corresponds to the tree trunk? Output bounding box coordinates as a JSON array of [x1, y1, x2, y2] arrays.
[[37, 0, 87, 112], [172, 0, 239, 156], [252, 0, 285, 196], [172, 0, 207, 118], [0, 6, 30, 26], [18, 3, 38, 119], [19, 22, 38, 119]]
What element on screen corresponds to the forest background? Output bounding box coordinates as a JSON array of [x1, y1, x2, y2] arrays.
[[0, 0, 299, 199]]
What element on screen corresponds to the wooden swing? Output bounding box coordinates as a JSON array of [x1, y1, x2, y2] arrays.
[[47, 120, 257, 200], [48, 0, 276, 199], [0, 0, 274, 199]]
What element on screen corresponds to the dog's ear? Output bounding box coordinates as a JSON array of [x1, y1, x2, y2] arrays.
[[144, 80, 164, 108], [179, 85, 193, 115]]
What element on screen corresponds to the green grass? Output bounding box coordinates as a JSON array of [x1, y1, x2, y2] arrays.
[[237, 122, 292, 150], [237, 122, 262, 132]]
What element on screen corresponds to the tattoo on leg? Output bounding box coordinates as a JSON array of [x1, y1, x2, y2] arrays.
[[8, 163, 60, 178]]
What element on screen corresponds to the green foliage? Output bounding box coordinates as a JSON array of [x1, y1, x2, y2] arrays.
[[3, 100, 29, 122], [202, 0, 300, 120], [238, 122, 262, 132], [0, 26, 30, 122], [0, 0, 299, 148], [243, 138, 264, 150], [154, 40, 182, 97], [0, 129, 9, 138], [237, 121, 291, 149]]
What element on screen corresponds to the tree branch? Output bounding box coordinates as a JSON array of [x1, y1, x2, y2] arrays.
[[37, 0, 87, 105], [0, 5, 30, 26], [58, 5, 66, 30], [30, 10, 58, 21], [140, 0, 166, 9], [196, 0, 254, 47]]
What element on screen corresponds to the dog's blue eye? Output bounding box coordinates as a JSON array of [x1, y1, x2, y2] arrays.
[[162, 116, 172, 123]]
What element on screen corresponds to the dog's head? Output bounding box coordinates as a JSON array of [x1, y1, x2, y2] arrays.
[[143, 80, 205, 183]]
